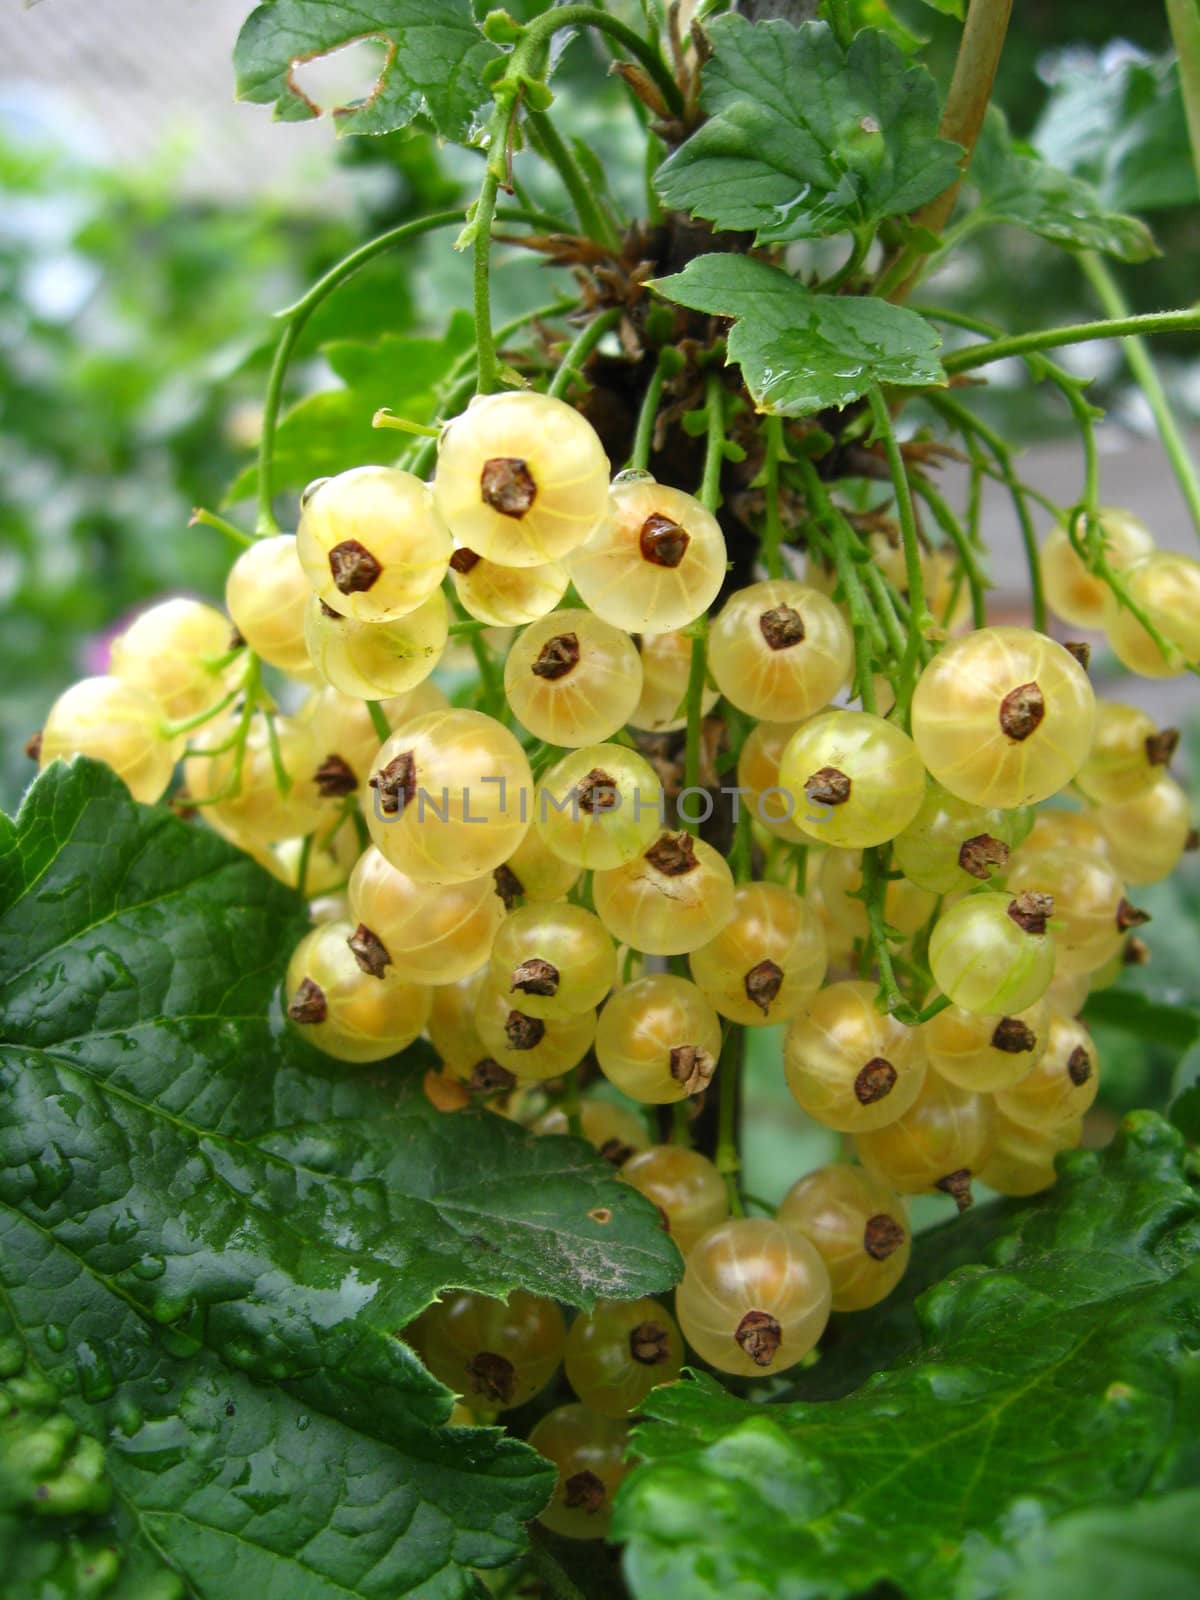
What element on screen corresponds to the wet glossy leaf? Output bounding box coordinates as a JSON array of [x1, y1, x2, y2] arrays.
[[652, 254, 944, 413], [614, 1114, 1200, 1600], [234, 0, 496, 142], [0, 759, 680, 1596], [970, 107, 1158, 262], [655, 16, 962, 242]]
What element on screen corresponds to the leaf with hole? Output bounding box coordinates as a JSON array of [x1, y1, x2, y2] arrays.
[[655, 15, 963, 242], [652, 254, 944, 414]]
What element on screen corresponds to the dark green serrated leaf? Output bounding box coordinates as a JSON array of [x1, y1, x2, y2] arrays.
[[970, 107, 1158, 263], [652, 254, 944, 413], [614, 1114, 1200, 1600], [1170, 1084, 1200, 1144], [655, 16, 962, 242], [1083, 984, 1200, 1056], [228, 313, 474, 502], [234, 0, 496, 142], [0, 759, 680, 1596]]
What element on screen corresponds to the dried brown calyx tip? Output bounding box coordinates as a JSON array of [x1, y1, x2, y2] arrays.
[[854, 1056, 897, 1105], [576, 768, 619, 813], [759, 604, 806, 651], [669, 1044, 717, 1096], [991, 1017, 1036, 1054], [468, 1058, 517, 1093], [530, 631, 580, 681], [1145, 727, 1180, 767], [228, 626, 246, 651], [935, 1169, 974, 1213], [287, 978, 327, 1025], [805, 766, 851, 807], [1124, 936, 1150, 966], [1008, 890, 1053, 935], [328, 538, 382, 595], [645, 832, 698, 876], [734, 1309, 782, 1368], [599, 1136, 635, 1167], [347, 924, 391, 979], [504, 1010, 545, 1051], [466, 1350, 516, 1405], [958, 833, 1010, 881], [1116, 898, 1151, 932], [493, 863, 524, 910], [481, 456, 537, 519], [1063, 640, 1091, 670], [563, 1470, 607, 1514], [744, 959, 784, 1016], [319, 598, 344, 620], [629, 1320, 671, 1365], [863, 1212, 906, 1261], [314, 753, 358, 798], [1067, 1044, 1093, 1086], [998, 681, 1045, 741], [24, 731, 42, 762], [511, 957, 559, 997], [639, 512, 691, 569], [448, 547, 481, 575], [1188, 829, 1200, 854], [369, 750, 417, 815]]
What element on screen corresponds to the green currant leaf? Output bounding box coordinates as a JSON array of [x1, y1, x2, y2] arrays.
[[0, 759, 680, 1596], [654, 16, 963, 243], [1169, 1084, 1200, 1144], [969, 107, 1158, 263], [1083, 984, 1200, 1058], [228, 313, 475, 503], [614, 1114, 1200, 1600], [913, 0, 963, 15], [234, 0, 497, 142], [651, 254, 945, 413]]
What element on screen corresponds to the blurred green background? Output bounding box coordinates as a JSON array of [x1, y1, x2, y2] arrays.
[[1, 0, 1197, 1176]]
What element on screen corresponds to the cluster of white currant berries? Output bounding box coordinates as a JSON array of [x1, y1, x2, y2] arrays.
[[33, 382, 1200, 1539]]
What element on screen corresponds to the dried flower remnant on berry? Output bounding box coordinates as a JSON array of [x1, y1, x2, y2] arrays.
[[854, 1057, 897, 1105], [466, 1351, 516, 1405], [991, 1017, 1036, 1053], [449, 547, 481, 574], [958, 833, 1009, 880], [1145, 728, 1180, 767], [564, 1470, 607, 1513], [481, 457, 537, 518], [493, 864, 524, 909], [805, 766, 851, 807], [998, 681, 1045, 740], [599, 1136, 636, 1167], [1008, 890, 1053, 934], [314, 753, 358, 797], [328, 539, 382, 595], [639, 513, 691, 568], [505, 1010, 545, 1050], [759, 604, 806, 650], [644, 832, 697, 876], [511, 957, 560, 997], [1063, 641, 1091, 669], [1116, 898, 1151, 931], [370, 751, 417, 815], [670, 1044, 716, 1095], [735, 1309, 782, 1367], [629, 1320, 671, 1365], [23, 731, 42, 762], [469, 1058, 517, 1093], [288, 978, 327, 1024], [347, 924, 391, 979], [935, 1168, 975, 1212], [577, 768, 619, 813], [319, 599, 344, 620], [530, 632, 580, 680], [1067, 1045, 1093, 1086], [863, 1213, 906, 1260], [1124, 937, 1150, 966], [744, 959, 784, 1015]]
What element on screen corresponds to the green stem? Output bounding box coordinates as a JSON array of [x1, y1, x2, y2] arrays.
[[698, 372, 726, 514], [524, 1543, 588, 1600], [547, 307, 622, 400], [680, 375, 725, 827], [190, 507, 255, 547], [823, 0, 854, 51], [909, 473, 989, 628], [517, 6, 684, 118], [367, 701, 391, 742], [861, 846, 917, 1023], [761, 416, 786, 579], [527, 111, 619, 247], [867, 385, 927, 723], [816, 225, 872, 293], [472, 167, 504, 397], [628, 347, 675, 472], [1079, 251, 1200, 541], [295, 832, 314, 901], [714, 1025, 745, 1219], [943, 307, 1200, 374]]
